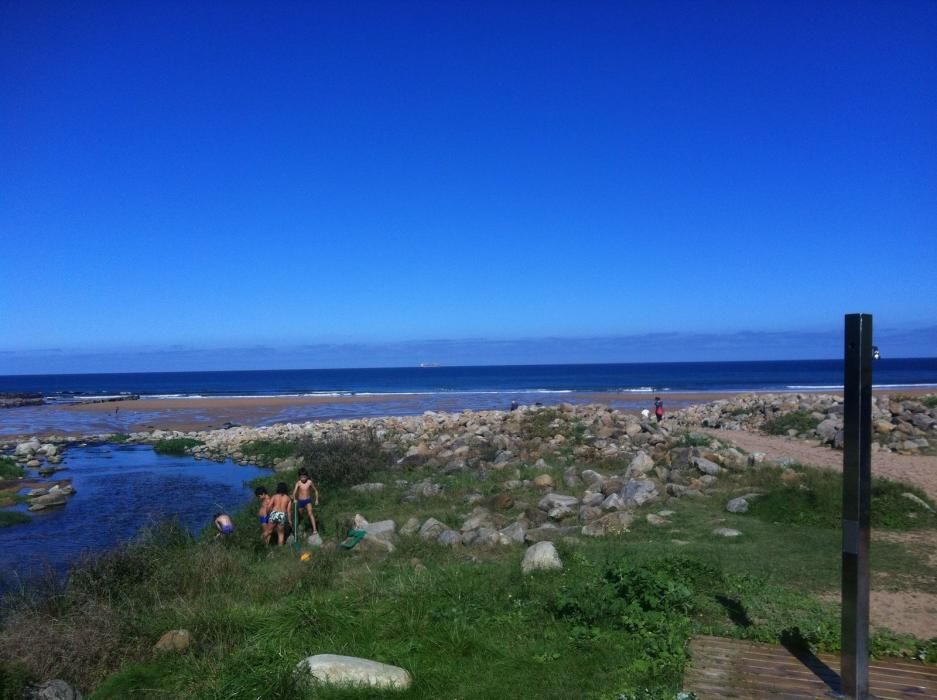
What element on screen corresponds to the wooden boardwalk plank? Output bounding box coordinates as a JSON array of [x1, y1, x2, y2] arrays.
[[684, 636, 937, 699]]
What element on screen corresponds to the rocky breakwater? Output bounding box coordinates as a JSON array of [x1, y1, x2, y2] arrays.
[[129, 403, 779, 548], [671, 393, 937, 455], [0, 392, 44, 409]]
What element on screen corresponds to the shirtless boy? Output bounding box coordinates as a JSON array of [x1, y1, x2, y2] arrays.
[[213, 513, 234, 539], [266, 482, 293, 546], [254, 486, 273, 544], [292, 468, 320, 535]]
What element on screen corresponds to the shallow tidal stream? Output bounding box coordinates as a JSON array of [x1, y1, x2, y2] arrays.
[[0, 444, 268, 587]]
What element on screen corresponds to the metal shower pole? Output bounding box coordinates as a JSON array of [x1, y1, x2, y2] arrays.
[[841, 313, 873, 699]]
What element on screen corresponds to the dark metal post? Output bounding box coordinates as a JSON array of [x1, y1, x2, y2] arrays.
[[841, 314, 873, 699]]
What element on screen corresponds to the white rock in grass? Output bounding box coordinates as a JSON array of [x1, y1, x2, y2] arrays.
[[521, 541, 563, 573], [296, 654, 412, 690], [713, 527, 742, 537]]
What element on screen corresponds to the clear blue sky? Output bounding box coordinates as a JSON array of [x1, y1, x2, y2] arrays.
[[2, 1, 935, 372]]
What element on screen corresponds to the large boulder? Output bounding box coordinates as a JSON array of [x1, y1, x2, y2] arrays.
[[537, 493, 579, 511], [30, 680, 83, 700], [816, 418, 841, 443], [628, 451, 655, 475], [154, 629, 192, 653], [28, 493, 68, 511], [692, 456, 721, 476], [726, 497, 749, 514], [621, 478, 658, 507], [361, 519, 397, 540], [15, 439, 40, 456], [296, 654, 412, 690], [417, 518, 448, 539], [521, 541, 563, 573], [581, 511, 634, 536]]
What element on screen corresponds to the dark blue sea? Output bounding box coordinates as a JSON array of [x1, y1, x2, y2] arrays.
[[2, 359, 936, 399]]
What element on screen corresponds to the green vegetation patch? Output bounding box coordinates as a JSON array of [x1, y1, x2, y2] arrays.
[[520, 408, 586, 445], [0, 511, 30, 528], [520, 408, 564, 440], [0, 456, 24, 480], [108, 433, 131, 443], [295, 435, 393, 488], [763, 410, 820, 435], [747, 466, 937, 530], [239, 439, 298, 465], [922, 395, 937, 408], [153, 438, 204, 455]]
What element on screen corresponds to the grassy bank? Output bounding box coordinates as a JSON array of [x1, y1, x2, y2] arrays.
[[1, 434, 935, 698], [0, 456, 23, 480]]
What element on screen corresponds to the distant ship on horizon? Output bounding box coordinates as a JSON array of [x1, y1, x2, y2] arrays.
[[419, 362, 441, 368]]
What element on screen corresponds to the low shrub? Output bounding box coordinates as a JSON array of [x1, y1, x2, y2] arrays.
[[108, 433, 131, 443], [521, 408, 563, 440], [763, 410, 819, 435], [239, 439, 298, 464], [0, 456, 23, 479], [295, 435, 392, 488], [153, 438, 203, 455], [921, 395, 937, 409]]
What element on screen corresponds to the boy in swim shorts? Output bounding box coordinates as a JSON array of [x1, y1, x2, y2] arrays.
[[254, 486, 273, 545], [213, 513, 235, 539], [292, 468, 320, 535], [266, 482, 293, 546]]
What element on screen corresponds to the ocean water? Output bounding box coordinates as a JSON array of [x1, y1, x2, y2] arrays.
[[2, 358, 937, 400]]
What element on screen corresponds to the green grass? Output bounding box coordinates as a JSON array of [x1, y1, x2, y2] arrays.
[[0, 511, 30, 528], [0, 456, 24, 480], [153, 438, 204, 455], [763, 410, 820, 436], [108, 433, 131, 443], [2, 441, 936, 698], [239, 439, 298, 464], [745, 466, 937, 531], [922, 395, 937, 408]]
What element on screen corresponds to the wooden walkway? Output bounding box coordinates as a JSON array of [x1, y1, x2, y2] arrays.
[[684, 636, 937, 699]]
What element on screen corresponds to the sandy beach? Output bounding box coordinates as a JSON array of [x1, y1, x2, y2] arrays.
[[1, 387, 934, 439], [0, 390, 764, 438]]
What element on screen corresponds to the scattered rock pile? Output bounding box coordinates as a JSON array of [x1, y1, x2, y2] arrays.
[[671, 393, 937, 455]]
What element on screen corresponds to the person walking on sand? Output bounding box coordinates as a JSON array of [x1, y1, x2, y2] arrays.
[[254, 486, 273, 545], [292, 468, 320, 535], [654, 396, 664, 423], [213, 513, 235, 539], [266, 482, 293, 546]]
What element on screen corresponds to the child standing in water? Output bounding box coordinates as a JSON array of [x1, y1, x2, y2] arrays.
[[254, 486, 273, 544], [266, 482, 293, 546], [292, 468, 320, 535]]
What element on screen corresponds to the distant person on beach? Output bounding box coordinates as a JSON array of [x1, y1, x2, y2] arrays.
[[266, 482, 293, 546], [213, 513, 234, 539], [510, 400, 519, 411], [292, 469, 320, 536], [654, 397, 664, 423], [254, 486, 273, 544]]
